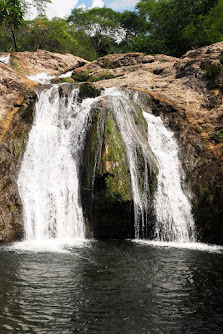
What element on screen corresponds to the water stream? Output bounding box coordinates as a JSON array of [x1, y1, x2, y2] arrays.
[[17, 85, 90, 244], [144, 112, 195, 242]]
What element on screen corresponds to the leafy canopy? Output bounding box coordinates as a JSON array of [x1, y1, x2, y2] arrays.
[[0, 0, 24, 28]]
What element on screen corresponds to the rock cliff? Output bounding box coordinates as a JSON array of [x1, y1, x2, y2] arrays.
[[0, 43, 222, 243], [73, 43, 222, 244]]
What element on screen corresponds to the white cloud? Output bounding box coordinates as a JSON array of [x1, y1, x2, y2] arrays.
[[91, 0, 104, 8], [78, 0, 104, 9], [25, 0, 79, 19], [45, 0, 79, 19], [77, 4, 87, 9], [109, 0, 139, 10]]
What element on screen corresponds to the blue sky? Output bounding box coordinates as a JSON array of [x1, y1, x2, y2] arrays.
[[27, 0, 139, 19], [77, 0, 138, 11]]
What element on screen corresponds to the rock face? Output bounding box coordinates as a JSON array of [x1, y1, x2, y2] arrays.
[[72, 43, 222, 244], [0, 93, 36, 241], [81, 96, 158, 239], [0, 43, 222, 243], [10, 49, 89, 76], [0, 50, 88, 242]]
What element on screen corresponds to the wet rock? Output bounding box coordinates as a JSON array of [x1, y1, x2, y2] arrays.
[[81, 96, 158, 239], [0, 92, 37, 242]]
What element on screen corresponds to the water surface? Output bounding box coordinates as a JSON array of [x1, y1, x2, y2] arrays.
[[0, 241, 223, 333]]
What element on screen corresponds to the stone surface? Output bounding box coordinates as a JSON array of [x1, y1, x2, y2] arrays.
[[11, 49, 89, 76], [0, 92, 36, 242], [0, 62, 37, 140], [81, 96, 158, 239]]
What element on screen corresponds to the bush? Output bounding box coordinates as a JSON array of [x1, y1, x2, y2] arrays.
[[210, 128, 223, 143]]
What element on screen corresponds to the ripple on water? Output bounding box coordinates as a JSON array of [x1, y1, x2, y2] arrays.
[[0, 241, 223, 333]]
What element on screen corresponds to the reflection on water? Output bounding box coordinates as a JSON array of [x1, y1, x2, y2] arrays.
[[0, 241, 223, 333]]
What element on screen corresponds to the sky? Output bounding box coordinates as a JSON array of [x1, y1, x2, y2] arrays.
[[26, 0, 139, 19]]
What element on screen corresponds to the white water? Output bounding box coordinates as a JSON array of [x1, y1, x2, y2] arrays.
[[28, 71, 73, 84], [0, 54, 10, 65], [144, 112, 195, 242], [133, 240, 223, 253], [17, 85, 196, 250], [17, 85, 96, 245], [104, 89, 155, 238]]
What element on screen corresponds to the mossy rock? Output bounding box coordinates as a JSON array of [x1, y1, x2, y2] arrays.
[[72, 69, 116, 83], [11, 58, 24, 74], [78, 83, 101, 101], [81, 98, 133, 239], [81, 96, 158, 239], [210, 127, 223, 144], [72, 71, 91, 82], [51, 77, 75, 84]]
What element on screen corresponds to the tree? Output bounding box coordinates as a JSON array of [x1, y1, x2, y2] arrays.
[[18, 16, 78, 53], [0, 0, 24, 51], [183, 0, 223, 48], [136, 0, 219, 56], [21, 0, 52, 15], [68, 8, 123, 56]]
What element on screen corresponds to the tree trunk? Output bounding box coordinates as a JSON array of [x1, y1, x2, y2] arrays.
[[9, 25, 18, 52]]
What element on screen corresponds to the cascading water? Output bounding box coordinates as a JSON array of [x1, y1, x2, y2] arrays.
[[0, 54, 10, 65], [143, 112, 195, 242], [18, 85, 94, 243], [106, 93, 155, 238], [17, 82, 195, 246], [101, 88, 155, 239]]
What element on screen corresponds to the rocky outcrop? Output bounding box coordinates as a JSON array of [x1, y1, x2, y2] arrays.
[[0, 62, 37, 140], [81, 96, 158, 239], [0, 92, 36, 241], [0, 43, 222, 243], [72, 43, 223, 244], [11, 49, 89, 76]]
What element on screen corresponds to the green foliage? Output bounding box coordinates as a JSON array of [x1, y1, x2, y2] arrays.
[[68, 8, 122, 57], [0, 0, 222, 60], [0, 15, 97, 60], [136, 0, 220, 56], [72, 71, 90, 82], [183, 0, 223, 49], [0, 0, 24, 27], [204, 63, 222, 80], [0, 0, 24, 51], [72, 70, 116, 83], [202, 62, 222, 89], [89, 72, 116, 82], [78, 83, 101, 101], [17, 16, 77, 53], [210, 128, 223, 143]]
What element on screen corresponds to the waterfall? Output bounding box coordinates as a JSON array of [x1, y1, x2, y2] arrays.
[[0, 54, 10, 65], [107, 95, 155, 238], [143, 112, 195, 242], [18, 85, 93, 242], [17, 84, 195, 245]]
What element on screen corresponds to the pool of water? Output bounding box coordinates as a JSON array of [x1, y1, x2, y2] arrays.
[[0, 240, 223, 333]]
